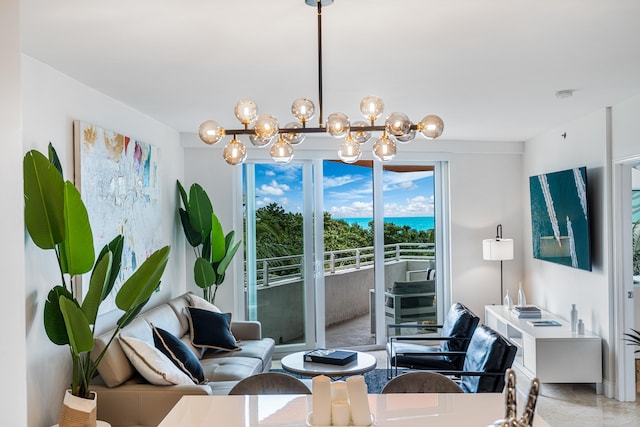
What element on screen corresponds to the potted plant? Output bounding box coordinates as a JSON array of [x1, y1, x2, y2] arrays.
[[177, 180, 240, 304], [24, 144, 171, 426], [624, 328, 640, 353]]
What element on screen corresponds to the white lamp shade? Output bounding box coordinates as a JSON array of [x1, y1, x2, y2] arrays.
[[483, 238, 514, 261]]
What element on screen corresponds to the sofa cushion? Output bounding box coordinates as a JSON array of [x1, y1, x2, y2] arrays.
[[151, 324, 205, 384], [203, 338, 275, 372], [187, 307, 240, 351], [201, 356, 263, 382], [119, 335, 194, 386]]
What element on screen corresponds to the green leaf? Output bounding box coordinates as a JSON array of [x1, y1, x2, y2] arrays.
[[117, 295, 150, 329], [201, 233, 211, 262], [188, 184, 213, 237], [60, 181, 95, 275], [176, 180, 189, 210], [82, 252, 112, 325], [23, 150, 65, 249], [179, 208, 202, 247], [115, 245, 171, 313], [59, 296, 94, 356], [210, 212, 225, 262], [43, 286, 74, 345], [48, 142, 63, 179], [96, 235, 124, 300], [215, 240, 241, 279], [194, 257, 216, 289]]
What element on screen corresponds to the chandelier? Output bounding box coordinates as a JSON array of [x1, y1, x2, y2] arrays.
[[197, 0, 444, 166]]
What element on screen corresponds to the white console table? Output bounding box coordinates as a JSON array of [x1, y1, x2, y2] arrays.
[[485, 305, 602, 384]]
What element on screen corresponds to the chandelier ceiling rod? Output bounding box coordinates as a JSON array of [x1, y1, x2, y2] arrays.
[[197, 0, 445, 165]]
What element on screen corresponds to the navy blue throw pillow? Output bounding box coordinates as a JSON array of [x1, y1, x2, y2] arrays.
[[151, 324, 205, 384], [186, 307, 241, 352]]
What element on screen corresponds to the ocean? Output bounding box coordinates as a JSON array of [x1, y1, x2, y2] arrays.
[[340, 216, 434, 231]]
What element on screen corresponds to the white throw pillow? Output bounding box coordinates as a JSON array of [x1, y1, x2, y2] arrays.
[[186, 292, 222, 313], [119, 335, 193, 386]]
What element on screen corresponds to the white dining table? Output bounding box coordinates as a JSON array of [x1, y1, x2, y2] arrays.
[[158, 393, 550, 427]]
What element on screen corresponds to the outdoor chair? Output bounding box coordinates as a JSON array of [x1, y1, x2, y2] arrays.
[[386, 302, 480, 377], [380, 371, 463, 394], [228, 372, 311, 395]]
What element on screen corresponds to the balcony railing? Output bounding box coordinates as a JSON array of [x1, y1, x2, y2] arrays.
[[251, 242, 435, 287]]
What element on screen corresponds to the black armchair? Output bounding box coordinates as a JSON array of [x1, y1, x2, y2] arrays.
[[386, 302, 480, 377], [429, 324, 518, 393]]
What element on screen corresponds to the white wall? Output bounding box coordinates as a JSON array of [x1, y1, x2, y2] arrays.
[[1, 0, 27, 425], [22, 56, 186, 427], [523, 109, 612, 392], [612, 93, 640, 162], [449, 152, 524, 319]]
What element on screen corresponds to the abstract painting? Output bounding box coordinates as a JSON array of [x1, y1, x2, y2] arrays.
[[74, 121, 161, 314], [529, 166, 591, 271]]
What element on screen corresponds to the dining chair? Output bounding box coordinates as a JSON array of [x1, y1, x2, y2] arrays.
[[380, 371, 463, 394], [387, 302, 480, 377], [228, 372, 311, 395]]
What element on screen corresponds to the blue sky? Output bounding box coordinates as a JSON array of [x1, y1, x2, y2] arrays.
[[251, 161, 434, 218]]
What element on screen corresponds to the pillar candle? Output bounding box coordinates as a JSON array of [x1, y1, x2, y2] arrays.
[[331, 400, 351, 426], [311, 375, 332, 426], [346, 375, 371, 426], [331, 380, 348, 402]]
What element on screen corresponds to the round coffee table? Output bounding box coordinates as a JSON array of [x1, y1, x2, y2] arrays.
[[280, 350, 376, 378]]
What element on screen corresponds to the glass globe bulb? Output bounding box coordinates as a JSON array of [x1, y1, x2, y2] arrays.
[[418, 115, 445, 139], [234, 99, 258, 125], [337, 135, 362, 164], [372, 134, 396, 162], [360, 96, 384, 122], [291, 98, 316, 124], [394, 129, 416, 143], [270, 137, 294, 163], [198, 120, 225, 145], [254, 114, 279, 139], [249, 135, 273, 147], [351, 121, 371, 144], [385, 112, 412, 138], [282, 122, 305, 145], [326, 112, 350, 138], [223, 137, 247, 165]]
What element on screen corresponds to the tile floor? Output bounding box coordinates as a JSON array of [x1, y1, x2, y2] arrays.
[[319, 314, 640, 426]]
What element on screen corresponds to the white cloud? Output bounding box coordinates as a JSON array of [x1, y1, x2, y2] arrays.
[[257, 180, 290, 196], [383, 195, 434, 217], [383, 170, 431, 192], [265, 170, 275, 177], [324, 174, 364, 189], [329, 201, 374, 218]]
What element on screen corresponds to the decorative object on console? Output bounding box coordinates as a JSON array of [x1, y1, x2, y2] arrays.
[[503, 289, 512, 310], [577, 319, 585, 335], [197, 0, 444, 166], [23, 144, 171, 427], [512, 305, 541, 319], [570, 304, 578, 332], [529, 166, 592, 271], [517, 282, 526, 306], [177, 180, 241, 305], [488, 368, 540, 427], [483, 224, 514, 304]]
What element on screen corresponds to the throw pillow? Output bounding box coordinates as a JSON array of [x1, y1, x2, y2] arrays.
[[119, 335, 194, 386], [186, 292, 222, 313], [151, 324, 205, 384], [187, 306, 241, 351]]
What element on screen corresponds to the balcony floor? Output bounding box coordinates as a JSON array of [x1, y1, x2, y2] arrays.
[[326, 313, 376, 349]]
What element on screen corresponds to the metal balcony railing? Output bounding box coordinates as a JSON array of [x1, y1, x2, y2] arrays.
[[251, 242, 435, 287]]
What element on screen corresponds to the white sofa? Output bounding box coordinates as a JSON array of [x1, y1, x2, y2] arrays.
[[91, 293, 275, 427]]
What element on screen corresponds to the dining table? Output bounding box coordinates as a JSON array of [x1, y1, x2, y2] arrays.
[[158, 393, 550, 426]]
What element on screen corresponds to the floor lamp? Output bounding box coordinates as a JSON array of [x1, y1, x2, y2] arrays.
[[483, 224, 514, 304]]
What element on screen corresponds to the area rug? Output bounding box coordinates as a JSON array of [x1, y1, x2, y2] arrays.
[[270, 369, 395, 394]]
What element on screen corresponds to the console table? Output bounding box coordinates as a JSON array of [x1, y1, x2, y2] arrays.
[[485, 305, 602, 384]]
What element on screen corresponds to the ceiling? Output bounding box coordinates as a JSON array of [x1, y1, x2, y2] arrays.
[[21, 0, 640, 143]]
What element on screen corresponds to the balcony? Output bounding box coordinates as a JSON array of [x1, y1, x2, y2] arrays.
[[247, 243, 435, 347]]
